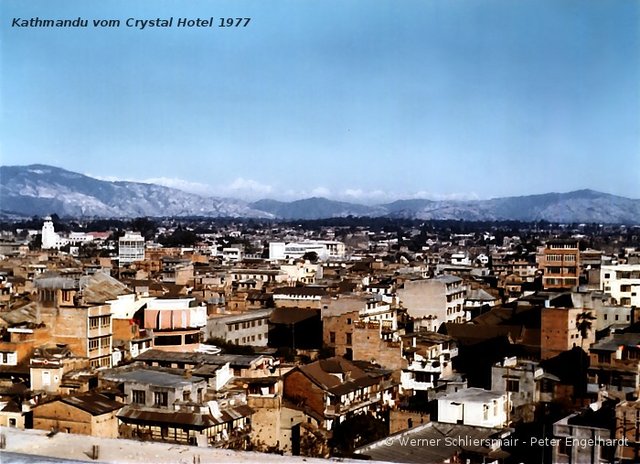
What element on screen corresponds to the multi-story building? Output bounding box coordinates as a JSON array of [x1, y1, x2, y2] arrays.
[[282, 356, 397, 432], [206, 308, 272, 346], [398, 276, 466, 324], [552, 401, 617, 464], [400, 331, 457, 395], [144, 297, 207, 352], [616, 399, 640, 463], [118, 232, 145, 265], [539, 239, 580, 290], [600, 264, 640, 307], [587, 333, 640, 399], [491, 357, 558, 423], [35, 273, 115, 369], [541, 306, 595, 360], [322, 295, 361, 358]]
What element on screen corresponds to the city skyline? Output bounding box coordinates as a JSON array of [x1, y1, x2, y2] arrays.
[[1, 0, 638, 202]]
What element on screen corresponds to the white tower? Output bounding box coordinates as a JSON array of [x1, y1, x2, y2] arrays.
[[41, 216, 58, 249]]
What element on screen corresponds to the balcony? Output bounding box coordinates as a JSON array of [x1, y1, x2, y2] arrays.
[[324, 392, 382, 417]]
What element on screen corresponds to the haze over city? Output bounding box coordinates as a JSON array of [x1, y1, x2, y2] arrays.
[[1, 0, 638, 203]]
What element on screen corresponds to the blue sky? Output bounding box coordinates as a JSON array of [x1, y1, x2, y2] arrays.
[[1, 0, 638, 202]]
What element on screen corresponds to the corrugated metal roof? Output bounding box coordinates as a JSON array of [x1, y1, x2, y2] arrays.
[[58, 392, 123, 416]]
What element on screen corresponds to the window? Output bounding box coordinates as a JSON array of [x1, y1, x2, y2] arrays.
[[132, 390, 146, 404], [346, 333, 352, 346], [185, 333, 200, 344], [155, 334, 181, 346], [598, 353, 610, 364], [154, 391, 168, 407], [558, 438, 572, 456], [347, 318, 352, 325], [506, 379, 519, 393], [89, 317, 99, 329], [329, 332, 336, 344]]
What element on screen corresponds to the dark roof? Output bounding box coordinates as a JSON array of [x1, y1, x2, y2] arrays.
[[590, 333, 640, 352], [273, 286, 326, 297], [292, 356, 384, 397], [117, 404, 253, 429], [58, 392, 123, 416], [442, 323, 526, 345], [1, 400, 22, 413], [269, 307, 320, 325]]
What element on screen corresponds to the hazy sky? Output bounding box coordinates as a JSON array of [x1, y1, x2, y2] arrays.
[[1, 0, 638, 202]]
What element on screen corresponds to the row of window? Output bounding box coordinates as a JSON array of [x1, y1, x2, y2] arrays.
[[89, 356, 111, 368], [88, 336, 111, 351], [229, 318, 265, 331], [89, 315, 110, 329], [132, 390, 168, 407], [154, 333, 200, 346], [546, 254, 576, 262], [234, 333, 266, 344], [603, 313, 630, 322]]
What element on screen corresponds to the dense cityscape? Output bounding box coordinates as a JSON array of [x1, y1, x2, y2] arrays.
[[2, 0, 637, 462], [0, 213, 639, 463]]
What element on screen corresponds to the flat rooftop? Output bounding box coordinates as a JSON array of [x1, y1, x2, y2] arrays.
[[0, 427, 371, 464]]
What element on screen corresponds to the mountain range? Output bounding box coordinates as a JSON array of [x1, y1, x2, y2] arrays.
[[1, 164, 639, 223]]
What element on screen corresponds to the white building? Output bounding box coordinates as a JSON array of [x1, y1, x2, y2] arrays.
[[269, 240, 346, 261], [400, 332, 458, 394], [41, 217, 95, 250], [279, 261, 323, 284], [221, 246, 243, 262], [41, 217, 66, 249], [600, 264, 640, 307], [437, 388, 509, 428], [119, 232, 145, 264], [450, 252, 471, 266]]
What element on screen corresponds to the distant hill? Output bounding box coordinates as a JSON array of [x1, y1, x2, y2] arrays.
[[0, 165, 272, 218], [250, 197, 385, 220], [1, 164, 638, 222]]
